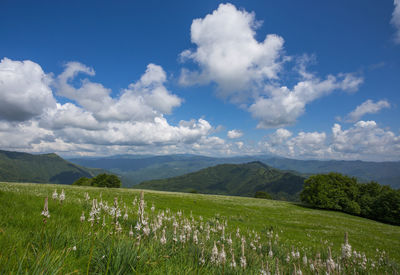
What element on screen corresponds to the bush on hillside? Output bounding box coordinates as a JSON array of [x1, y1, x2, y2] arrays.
[[300, 173, 400, 225], [73, 173, 121, 188], [254, 191, 272, 199]]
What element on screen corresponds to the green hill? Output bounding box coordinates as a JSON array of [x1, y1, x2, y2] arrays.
[[0, 150, 99, 185], [0, 182, 398, 273], [136, 161, 305, 200]]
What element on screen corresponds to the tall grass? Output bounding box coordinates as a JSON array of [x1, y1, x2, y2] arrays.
[[0, 182, 399, 274]]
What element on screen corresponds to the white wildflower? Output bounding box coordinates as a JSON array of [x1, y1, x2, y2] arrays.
[[219, 244, 226, 265], [129, 225, 134, 237], [59, 189, 65, 203], [160, 228, 166, 245], [41, 197, 50, 218], [211, 241, 219, 264], [80, 211, 85, 222], [52, 189, 58, 200]]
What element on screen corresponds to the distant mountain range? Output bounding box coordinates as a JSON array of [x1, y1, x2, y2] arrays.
[[0, 150, 101, 185], [0, 149, 398, 189], [69, 154, 400, 188], [136, 161, 305, 200]]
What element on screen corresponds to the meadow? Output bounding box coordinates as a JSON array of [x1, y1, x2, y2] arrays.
[[0, 181, 399, 274]]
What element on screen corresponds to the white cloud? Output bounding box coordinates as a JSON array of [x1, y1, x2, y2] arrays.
[[57, 62, 181, 122], [180, 3, 363, 128], [227, 129, 243, 139], [180, 3, 285, 102], [261, 121, 400, 161], [0, 58, 224, 156], [0, 58, 56, 121], [345, 99, 390, 122], [391, 0, 400, 44], [249, 73, 363, 128]]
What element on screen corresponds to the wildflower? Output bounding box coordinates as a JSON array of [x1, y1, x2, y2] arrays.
[[327, 247, 335, 271], [211, 241, 219, 264], [116, 221, 122, 233], [59, 189, 65, 203], [123, 210, 128, 221], [268, 249, 274, 258], [72, 246, 77, 251], [135, 222, 142, 231], [52, 189, 58, 200], [236, 228, 240, 238], [193, 229, 198, 245], [274, 259, 280, 275], [129, 225, 134, 237], [199, 247, 205, 265], [151, 203, 155, 212], [84, 192, 90, 201], [80, 211, 85, 222], [143, 225, 150, 236], [302, 254, 308, 265], [240, 237, 246, 269], [227, 233, 233, 246], [102, 215, 106, 227], [41, 197, 50, 218], [230, 250, 237, 268], [160, 228, 166, 245], [219, 244, 226, 265], [341, 232, 352, 259]]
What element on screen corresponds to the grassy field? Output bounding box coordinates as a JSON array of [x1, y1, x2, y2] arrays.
[[0, 182, 399, 274]]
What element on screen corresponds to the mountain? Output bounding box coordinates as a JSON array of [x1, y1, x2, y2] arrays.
[[69, 154, 264, 186], [262, 157, 400, 189], [0, 150, 101, 185], [69, 154, 400, 188], [136, 161, 305, 200]]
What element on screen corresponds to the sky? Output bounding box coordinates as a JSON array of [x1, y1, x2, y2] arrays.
[[0, 0, 400, 161]]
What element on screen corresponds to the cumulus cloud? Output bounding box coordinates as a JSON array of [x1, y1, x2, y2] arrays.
[[249, 73, 363, 128], [0, 58, 56, 121], [345, 99, 390, 122], [227, 129, 243, 139], [0, 58, 224, 156], [180, 3, 363, 128], [180, 3, 285, 102], [392, 0, 400, 44], [261, 121, 400, 161]]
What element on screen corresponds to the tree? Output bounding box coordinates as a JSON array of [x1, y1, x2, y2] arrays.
[[72, 177, 92, 186], [72, 174, 121, 188], [254, 191, 272, 199], [300, 173, 360, 214], [91, 174, 121, 188], [300, 173, 400, 225]]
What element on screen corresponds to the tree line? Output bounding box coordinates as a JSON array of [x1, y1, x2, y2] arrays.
[[300, 173, 400, 225], [73, 173, 121, 188]]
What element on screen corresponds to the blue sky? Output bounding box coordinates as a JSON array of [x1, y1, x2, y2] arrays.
[[0, 0, 400, 161]]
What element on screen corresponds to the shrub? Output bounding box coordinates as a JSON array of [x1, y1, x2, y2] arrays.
[[254, 191, 272, 199]]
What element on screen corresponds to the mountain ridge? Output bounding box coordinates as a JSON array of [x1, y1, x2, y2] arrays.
[[136, 161, 306, 200]]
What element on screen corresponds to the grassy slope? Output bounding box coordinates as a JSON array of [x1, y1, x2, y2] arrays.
[[0, 181, 399, 274], [137, 162, 305, 200]]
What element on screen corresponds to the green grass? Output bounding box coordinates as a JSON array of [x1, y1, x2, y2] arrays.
[[0, 181, 399, 274]]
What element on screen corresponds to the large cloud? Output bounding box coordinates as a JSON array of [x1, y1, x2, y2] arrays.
[[180, 3, 363, 128], [180, 3, 285, 102], [344, 99, 390, 122], [0, 58, 222, 156], [392, 0, 400, 44], [262, 121, 400, 161], [0, 58, 56, 121]]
